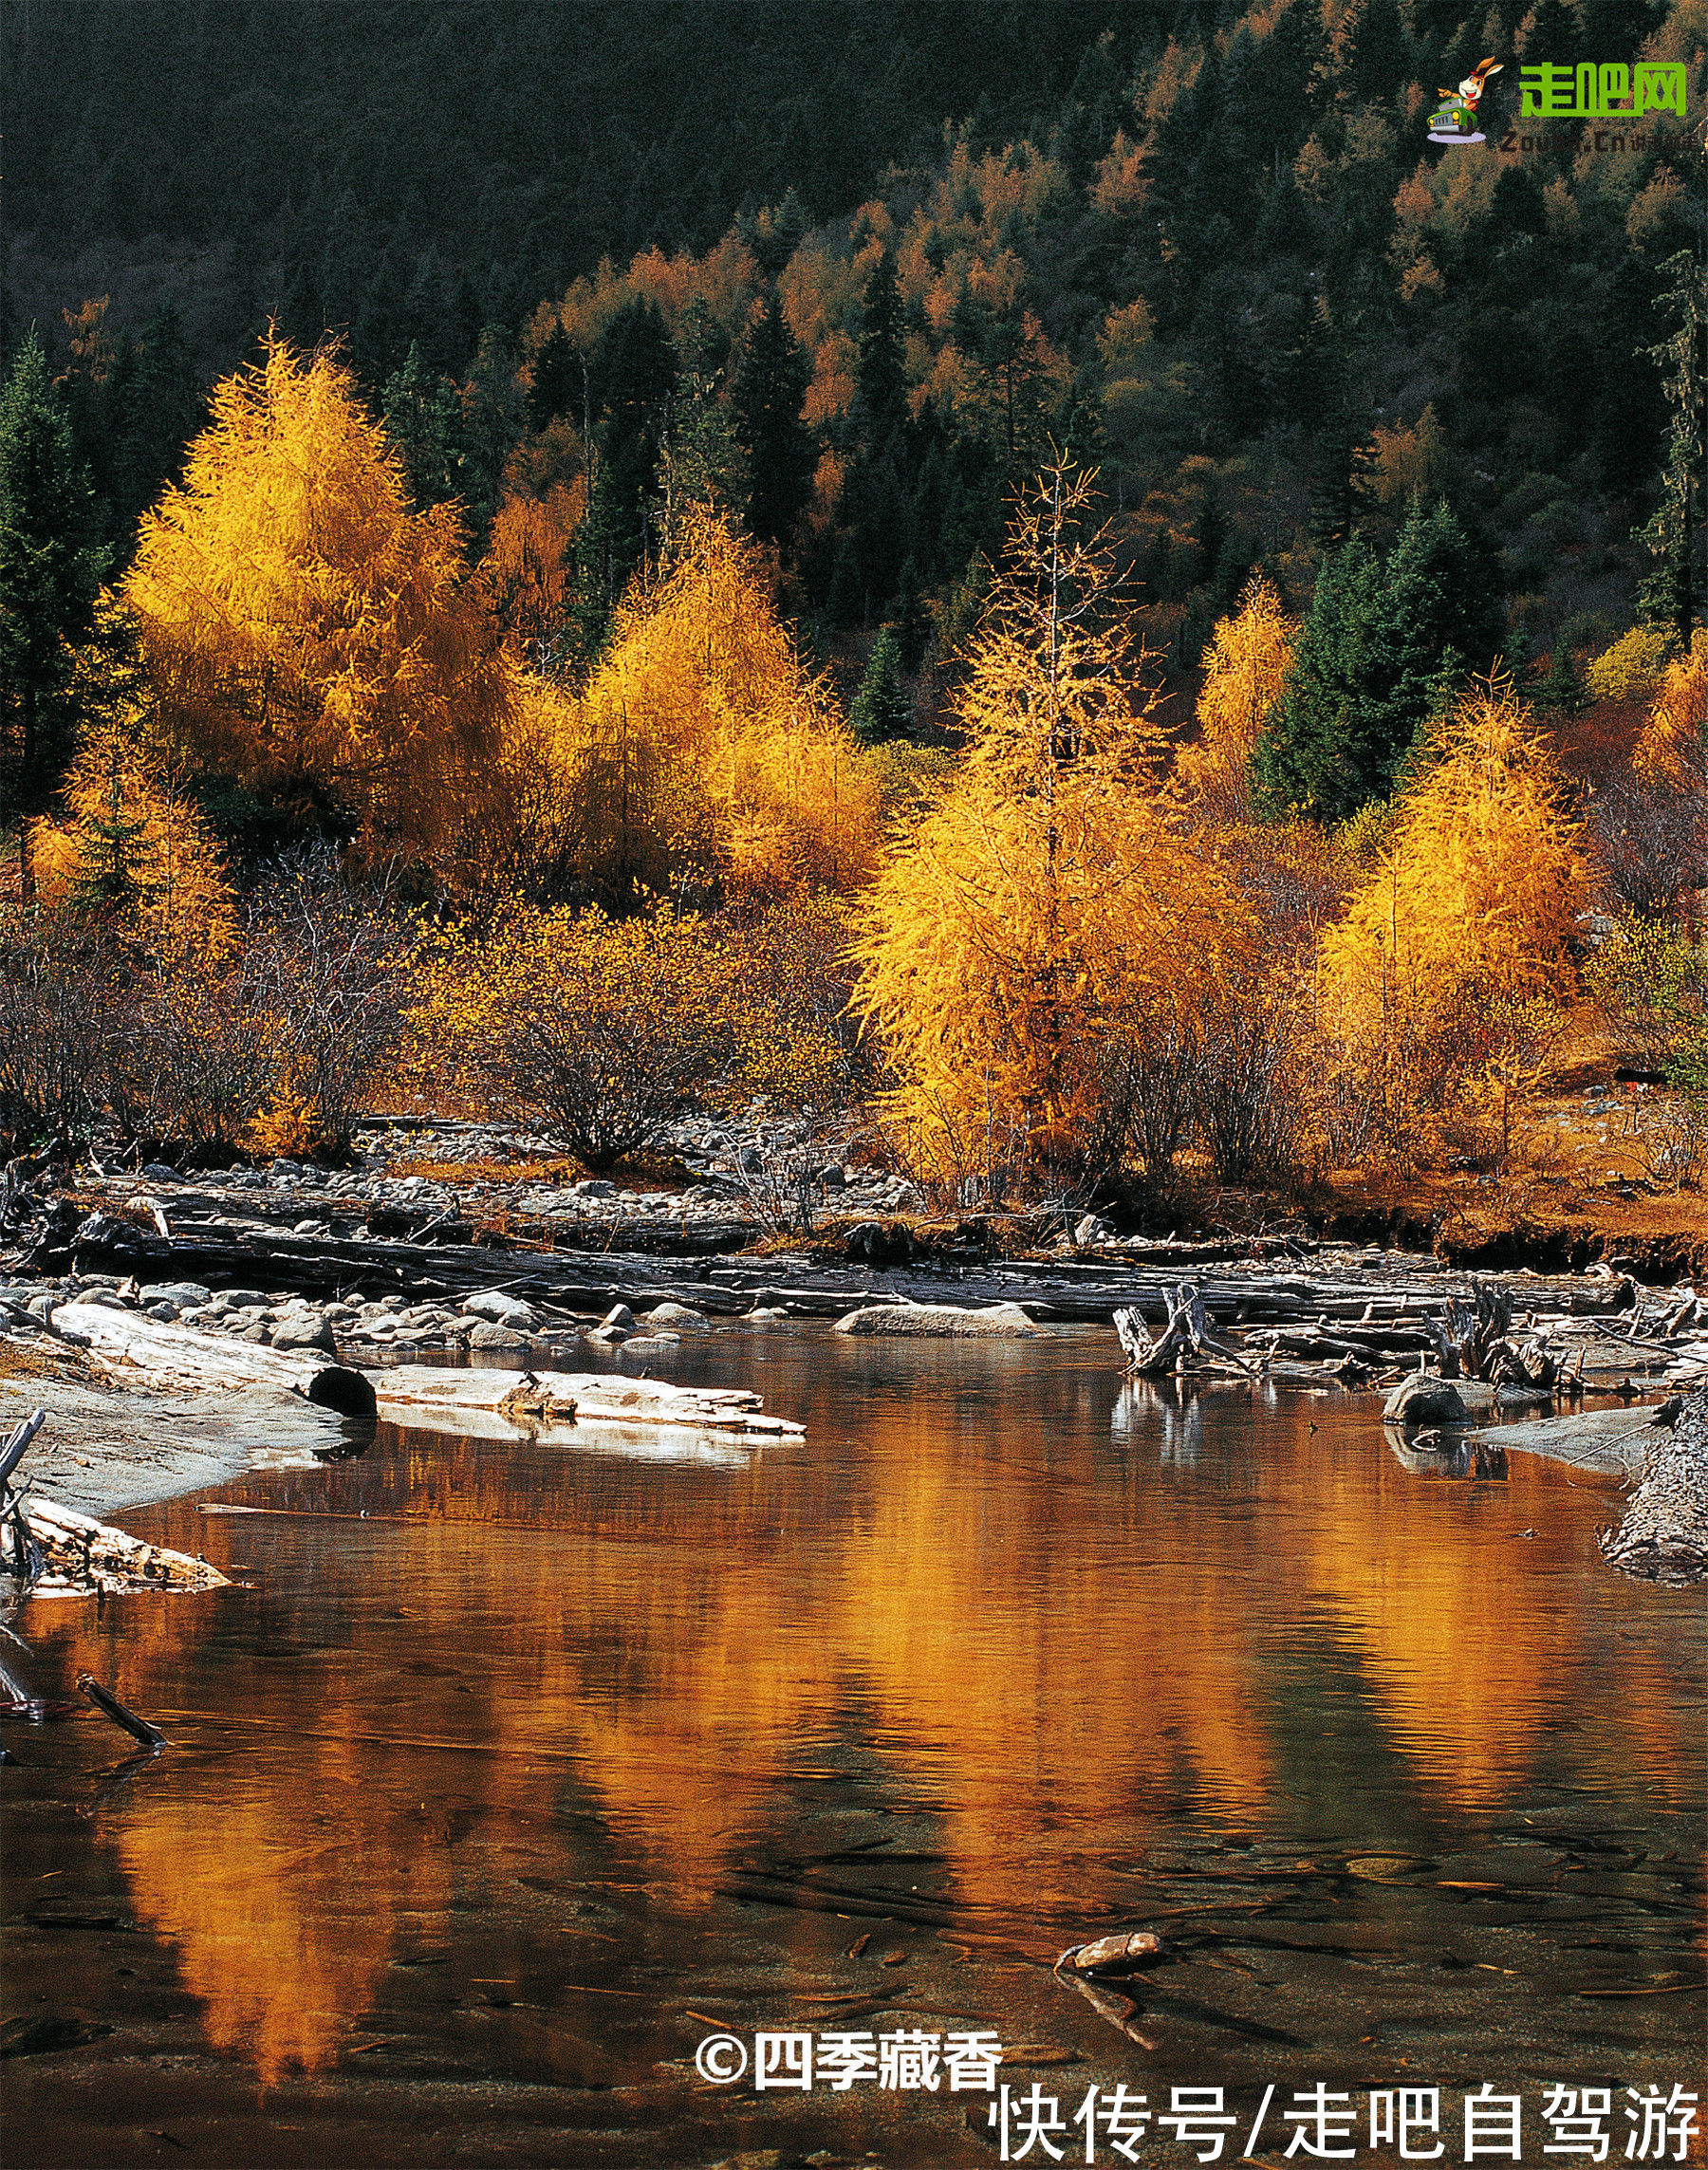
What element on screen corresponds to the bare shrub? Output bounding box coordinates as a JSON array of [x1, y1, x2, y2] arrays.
[[1087, 1007, 1199, 1186], [1617, 1091, 1708, 1192], [0, 915, 132, 1138], [417, 905, 743, 1172], [1586, 917, 1708, 1076], [119, 974, 277, 1151], [1193, 983, 1306, 1180], [1589, 764, 1707, 919], [243, 853, 417, 1154]]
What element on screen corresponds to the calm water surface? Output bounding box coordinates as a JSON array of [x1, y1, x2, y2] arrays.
[[3, 1326, 1703, 2167]]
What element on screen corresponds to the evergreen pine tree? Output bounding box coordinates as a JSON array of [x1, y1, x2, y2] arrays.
[[73, 739, 151, 913], [1534, 639, 1587, 715], [895, 556, 931, 674], [855, 250, 908, 449], [382, 342, 463, 510], [0, 334, 108, 893], [1252, 539, 1387, 819], [112, 302, 202, 534], [528, 319, 580, 433], [849, 626, 913, 745], [732, 289, 816, 556], [1634, 250, 1706, 654]]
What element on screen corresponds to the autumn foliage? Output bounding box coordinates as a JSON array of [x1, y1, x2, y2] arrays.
[[854, 462, 1254, 1191], [542, 510, 880, 901], [1176, 574, 1295, 823], [124, 337, 512, 857]]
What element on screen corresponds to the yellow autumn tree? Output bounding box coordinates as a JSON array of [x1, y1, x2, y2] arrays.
[[480, 480, 585, 661], [546, 510, 879, 900], [853, 458, 1253, 1192], [1176, 573, 1294, 822], [31, 723, 234, 961], [1632, 629, 1707, 794], [1315, 687, 1587, 1159], [123, 335, 513, 859], [29, 597, 235, 960]]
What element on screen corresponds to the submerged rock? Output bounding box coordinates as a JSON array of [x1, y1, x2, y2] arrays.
[[1383, 1373, 1470, 1427], [834, 1301, 1039, 1339]]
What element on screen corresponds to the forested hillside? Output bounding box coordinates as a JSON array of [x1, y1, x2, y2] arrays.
[[0, 0, 1702, 1225]]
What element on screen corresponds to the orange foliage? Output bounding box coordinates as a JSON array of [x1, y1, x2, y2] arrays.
[[1633, 630, 1708, 793], [480, 479, 585, 658], [543, 511, 879, 901], [30, 722, 235, 962], [124, 336, 513, 859], [1176, 574, 1296, 822], [854, 461, 1253, 1189]]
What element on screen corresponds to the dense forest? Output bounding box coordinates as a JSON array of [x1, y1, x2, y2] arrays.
[[5, 0, 1703, 652], [0, 0, 1702, 1212]]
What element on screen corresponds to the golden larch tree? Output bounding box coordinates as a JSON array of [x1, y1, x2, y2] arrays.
[[548, 510, 878, 900], [1175, 573, 1294, 822], [123, 336, 513, 859], [853, 458, 1253, 1191]]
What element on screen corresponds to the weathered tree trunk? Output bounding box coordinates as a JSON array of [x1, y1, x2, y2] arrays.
[[373, 1365, 805, 1438], [1598, 1388, 1708, 1586], [53, 1304, 377, 1415], [1115, 1282, 1254, 1377], [4, 1494, 228, 1596]]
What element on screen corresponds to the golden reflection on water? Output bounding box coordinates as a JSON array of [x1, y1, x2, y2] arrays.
[[34, 1334, 1702, 2082]]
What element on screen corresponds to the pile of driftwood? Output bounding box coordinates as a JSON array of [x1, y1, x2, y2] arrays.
[[1115, 1273, 1704, 1402], [1597, 1386, 1708, 1586]]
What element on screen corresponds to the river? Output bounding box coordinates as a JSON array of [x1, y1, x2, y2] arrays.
[[3, 1325, 1702, 2166]]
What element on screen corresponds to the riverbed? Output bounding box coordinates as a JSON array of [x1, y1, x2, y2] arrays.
[[3, 1326, 1702, 2167]]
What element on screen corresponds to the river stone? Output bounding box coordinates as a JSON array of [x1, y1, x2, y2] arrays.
[[140, 1281, 213, 1308], [141, 1162, 183, 1183], [601, 1304, 637, 1330], [834, 1301, 1040, 1339], [1383, 1373, 1471, 1427], [271, 1315, 337, 1354], [463, 1290, 541, 1329], [644, 1302, 706, 1325], [469, 1322, 531, 1350], [621, 1332, 679, 1353]]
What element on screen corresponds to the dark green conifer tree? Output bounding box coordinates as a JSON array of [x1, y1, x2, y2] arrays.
[[849, 626, 912, 745], [382, 342, 464, 511], [855, 250, 908, 448], [1634, 250, 1706, 653], [528, 319, 580, 433], [731, 289, 816, 556], [0, 333, 107, 894]]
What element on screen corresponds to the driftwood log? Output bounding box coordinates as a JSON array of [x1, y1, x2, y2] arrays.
[[370, 1365, 805, 1439], [1597, 1387, 1708, 1586], [3, 1493, 228, 1598], [53, 1304, 377, 1415], [1116, 1284, 1255, 1377]]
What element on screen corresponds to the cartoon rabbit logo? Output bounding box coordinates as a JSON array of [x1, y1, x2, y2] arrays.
[[1428, 58, 1503, 143]]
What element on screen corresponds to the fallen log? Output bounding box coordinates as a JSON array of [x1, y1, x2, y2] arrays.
[[4, 1493, 228, 1597], [51, 1304, 377, 1416], [833, 1300, 1039, 1338], [371, 1365, 805, 1438], [1597, 1386, 1708, 1586], [79, 1673, 170, 1748]]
